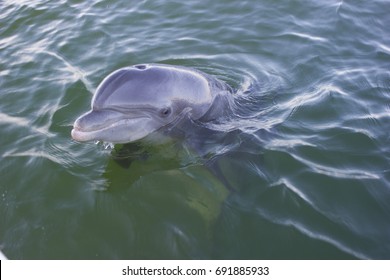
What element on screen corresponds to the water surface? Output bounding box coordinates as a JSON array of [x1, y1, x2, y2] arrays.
[[0, 0, 389, 259]]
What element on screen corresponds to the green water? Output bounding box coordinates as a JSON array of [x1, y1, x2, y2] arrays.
[[1, 0, 389, 259]]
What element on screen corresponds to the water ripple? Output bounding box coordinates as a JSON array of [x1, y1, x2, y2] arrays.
[[255, 205, 369, 259], [1, 0, 390, 259]]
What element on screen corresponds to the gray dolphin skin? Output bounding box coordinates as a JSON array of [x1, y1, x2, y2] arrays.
[[71, 64, 230, 144]]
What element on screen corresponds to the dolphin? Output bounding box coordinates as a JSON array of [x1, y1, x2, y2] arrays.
[[71, 64, 231, 144]]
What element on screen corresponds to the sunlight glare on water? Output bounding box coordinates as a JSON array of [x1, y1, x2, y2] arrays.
[[0, 0, 389, 259]]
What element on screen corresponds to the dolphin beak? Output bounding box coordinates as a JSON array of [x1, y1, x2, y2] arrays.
[[71, 109, 158, 144]]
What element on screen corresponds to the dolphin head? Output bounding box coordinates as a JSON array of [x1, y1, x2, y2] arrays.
[[71, 64, 215, 143]]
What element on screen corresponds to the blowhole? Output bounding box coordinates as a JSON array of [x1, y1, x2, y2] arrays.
[[134, 64, 148, 70]]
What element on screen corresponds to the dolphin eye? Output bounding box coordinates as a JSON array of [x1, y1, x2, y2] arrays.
[[159, 107, 172, 117]]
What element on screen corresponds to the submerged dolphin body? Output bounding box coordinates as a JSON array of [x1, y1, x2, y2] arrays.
[[71, 64, 231, 144]]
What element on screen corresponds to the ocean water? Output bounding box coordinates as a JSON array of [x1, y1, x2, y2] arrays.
[[0, 0, 389, 259]]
